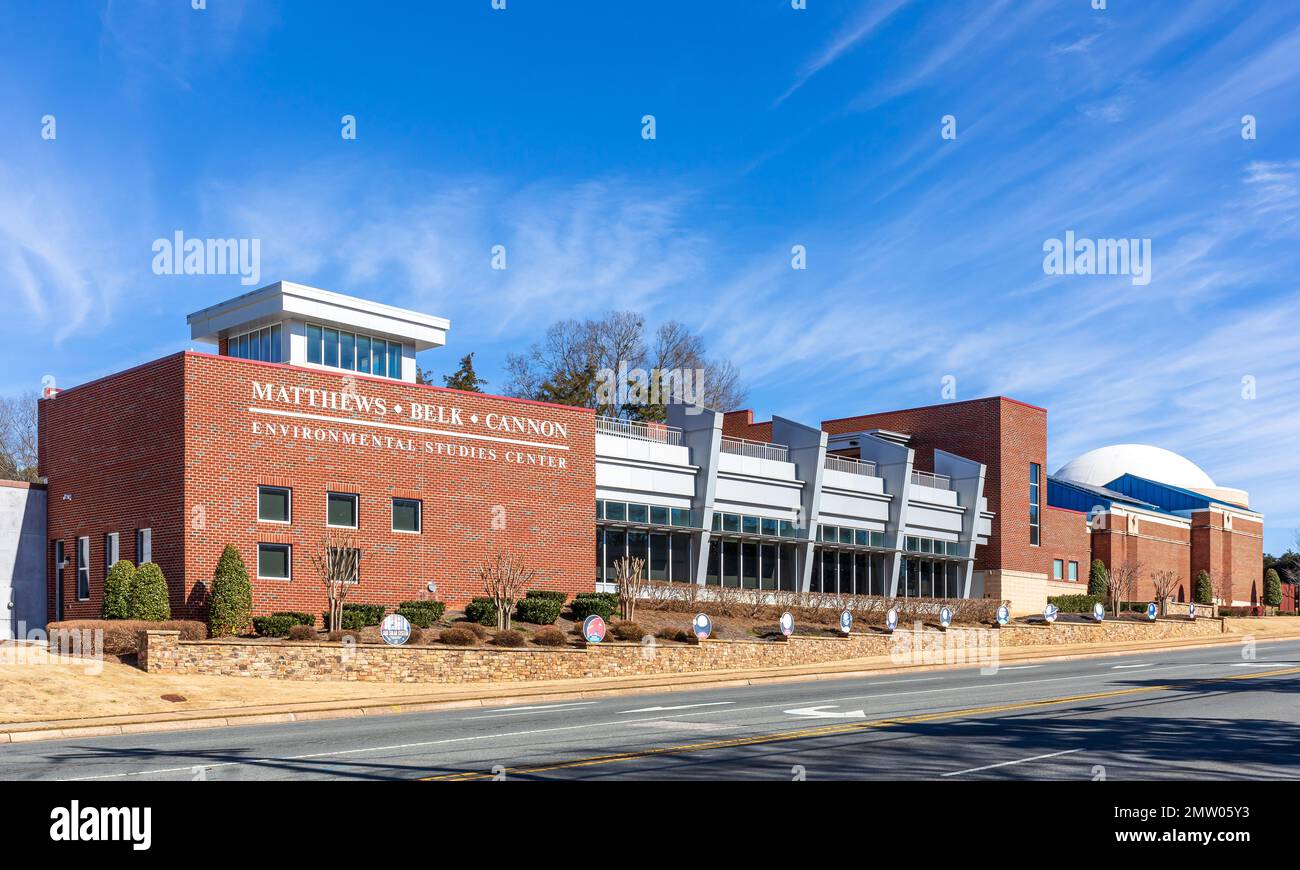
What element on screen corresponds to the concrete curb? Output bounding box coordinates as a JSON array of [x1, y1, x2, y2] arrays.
[[2, 631, 1295, 745]]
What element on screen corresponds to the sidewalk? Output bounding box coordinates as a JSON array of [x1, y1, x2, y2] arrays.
[[5, 622, 1298, 745]]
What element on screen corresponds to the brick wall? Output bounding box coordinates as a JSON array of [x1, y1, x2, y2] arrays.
[[41, 352, 597, 622], [1042, 505, 1091, 586]]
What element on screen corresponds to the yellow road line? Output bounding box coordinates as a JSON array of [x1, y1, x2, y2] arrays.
[[422, 665, 1300, 781]]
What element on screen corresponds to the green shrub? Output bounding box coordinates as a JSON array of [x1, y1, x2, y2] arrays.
[[396, 600, 445, 628], [252, 614, 296, 637], [440, 627, 477, 646], [128, 562, 171, 621], [1194, 570, 1213, 605], [102, 560, 135, 620], [325, 603, 386, 630], [208, 545, 253, 637], [515, 596, 563, 625], [525, 590, 567, 603], [493, 629, 526, 647], [464, 597, 499, 626], [531, 627, 568, 647], [1264, 569, 1282, 608], [1048, 594, 1105, 613], [610, 621, 645, 641], [1087, 559, 1108, 597], [569, 592, 618, 621]]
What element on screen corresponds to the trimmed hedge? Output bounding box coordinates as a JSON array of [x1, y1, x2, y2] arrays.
[[1048, 594, 1105, 613], [525, 590, 567, 603], [397, 600, 445, 628], [209, 545, 253, 637], [47, 619, 207, 657], [515, 596, 563, 625], [464, 597, 499, 626], [102, 560, 135, 620], [253, 611, 316, 637], [569, 592, 618, 621], [324, 602, 387, 630], [129, 562, 171, 621]]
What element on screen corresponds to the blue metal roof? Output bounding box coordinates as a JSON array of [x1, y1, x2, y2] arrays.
[[1104, 473, 1246, 513], [1047, 476, 1162, 514]]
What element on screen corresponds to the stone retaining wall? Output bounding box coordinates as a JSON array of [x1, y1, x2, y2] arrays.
[[137, 615, 1227, 684]]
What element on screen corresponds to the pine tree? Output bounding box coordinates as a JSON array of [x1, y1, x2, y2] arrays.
[[209, 545, 253, 637], [1194, 570, 1213, 605], [443, 353, 487, 392], [1087, 559, 1107, 597]]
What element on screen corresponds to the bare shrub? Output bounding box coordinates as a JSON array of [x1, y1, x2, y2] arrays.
[[439, 627, 477, 646]]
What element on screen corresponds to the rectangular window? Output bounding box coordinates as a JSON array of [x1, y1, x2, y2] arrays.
[[671, 507, 692, 527], [595, 500, 604, 519], [722, 513, 740, 533], [136, 528, 152, 565], [722, 540, 740, 587], [595, 528, 605, 584], [741, 542, 759, 589], [323, 328, 340, 367], [761, 517, 778, 537], [905, 536, 920, 552], [76, 536, 90, 600], [670, 532, 691, 583], [760, 543, 777, 590], [258, 543, 291, 580], [392, 498, 421, 533], [258, 486, 291, 523], [1068, 561, 1079, 581], [605, 501, 626, 522], [839, 527, 853, 545], [355, 334, 371, 374], [649, 533, 669, 581], [388, 342, 402, 378], [307, 323, 323, 365], [340, 332, 356, 371], [650, 505, 670, 526], [1053, 558, 1064, 580], [328, 546, 360, 584], [871, 531, 885, 548], [780, 520, 795, 538], [327, 492, 358, 528], [372, 339, 387, 377], [779, 544, 797, 591], [1030, 462, 1041, 546], [104, 532, 119, 573], [627, 503, 648, 524], [742, 515, 759, 535], [705, 539, 721, 585], [269, 324, 282, 363], [627, 531, 649, 563], [605, 529, 626, 582], [54, 540, 65, 619], [855, 529, 868, 547]]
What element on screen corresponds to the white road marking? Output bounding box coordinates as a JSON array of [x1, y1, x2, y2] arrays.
[[784, 705, 866, 719], [997, 665, 1042, 671], [625, 719, 730, 733], [51, 657, 1254, 781], [619, 702, 734, 714], [465, 702, 599, 719], [1232, 662, 1288, 668], [1112, 663, 1154, 669], [942, 749, 1082, 777]]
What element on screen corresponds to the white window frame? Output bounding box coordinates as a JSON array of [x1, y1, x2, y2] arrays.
[[136, 528, 152, 565], [257, 543, 292, 581], [1052, 558, 1064, 580], [258, 485, 292, 525], [1068, 560, 1079, 582], [76, 536, 90, 601], [391, 497, 422, 534], [326, 492, 359, 529], [104, 532, 119, 573]]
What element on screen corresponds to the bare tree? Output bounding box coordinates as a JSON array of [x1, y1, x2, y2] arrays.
[[612, 555, 648, 621], [1102, 560, 1143, 617], [0, 391, 40, 483], [479, 551, 536, 631], [308, 530, 360, 631], [1211, 570, 1236, 608], [1149, 569, 1180, 617]]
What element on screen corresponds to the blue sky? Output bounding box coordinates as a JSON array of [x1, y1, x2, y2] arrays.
[[2, 0, 1299, 553]]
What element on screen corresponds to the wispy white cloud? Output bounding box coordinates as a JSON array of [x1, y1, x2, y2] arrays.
[[775, 0, 912, 106]]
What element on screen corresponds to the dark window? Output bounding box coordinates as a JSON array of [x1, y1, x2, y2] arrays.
[[722, 540, 739, 587], [340, 332, 356, 371], [705, 538, 721, 585], [269, 324, 282, 363], [595, 500, 604, 519], [627, 531, 649, 564], [355, 335, 371, 374], [104, 532, 119, 573], [649, 533, 669, 581], [779, 544, 797, 591], [258, 486, 291, 523], [627, 503, 648, 524], [760, 543, 777, 590], [595, 528, 605, 584], [741, 542, 759, 588], [761, 517, 778, 537], [54, 540, 65, 619], [307, 324, 323, 364], [650, 505, 670, 526], [327, 546, 360, 584], [855, 529, 868, 546], [670, 532, 690, 582], [722, 513, 740, 533], [327, 492, 358, 528], [780, 520, 795, 538], [604, 529, 626, 581], [1030, 462, 1041, 546], [839, 527, 853, 545], [392, 498, 421, 533], [742, 515, 759, 535], [323, 328, 339, 367], [387, 342, 402, 378], [76, 537, 90, 600], [605, 501, 626, 522], [671, 507, 692, 527], [258, 544, 291, 580], [136, 528, 152, 565]]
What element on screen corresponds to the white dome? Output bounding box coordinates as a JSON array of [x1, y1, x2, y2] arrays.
[[1054, 444, 1216, 492]]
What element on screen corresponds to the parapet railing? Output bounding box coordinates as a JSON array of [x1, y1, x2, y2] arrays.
[[720, 435, 790, 463], [594, 415, 683, 446], [910, 470, 952, 490], [824, 455, 878, 477]]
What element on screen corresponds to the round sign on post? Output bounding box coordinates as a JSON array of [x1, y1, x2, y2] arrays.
[[1146, 602, 1158, 622], [884, 607, 899, 633], [1188, 603, 1197, 621], [996, 604, 1010, 626], [380, 613, 411, 646], [693, 613, 713, 641], [1043, 603, 1059, 624], [1091, 601, 1106, 622], [582, 614, 607, 643], [838, 609, 853, 634], [939, 606, 952, 629], [779, 612, 795, 637]]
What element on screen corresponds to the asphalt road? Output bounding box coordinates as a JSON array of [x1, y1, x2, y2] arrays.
[[4, 638, 1299, 781]]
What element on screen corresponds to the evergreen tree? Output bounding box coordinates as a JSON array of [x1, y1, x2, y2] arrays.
[[443, 353, 488, 392], [209, 545, 253, 637], [1194, 570, 1213, 605], [1087, 559, 1107, 597], [1264, 568, 1282, 608], [102, 560, 136, 619], [129, 562, 171, 621]]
